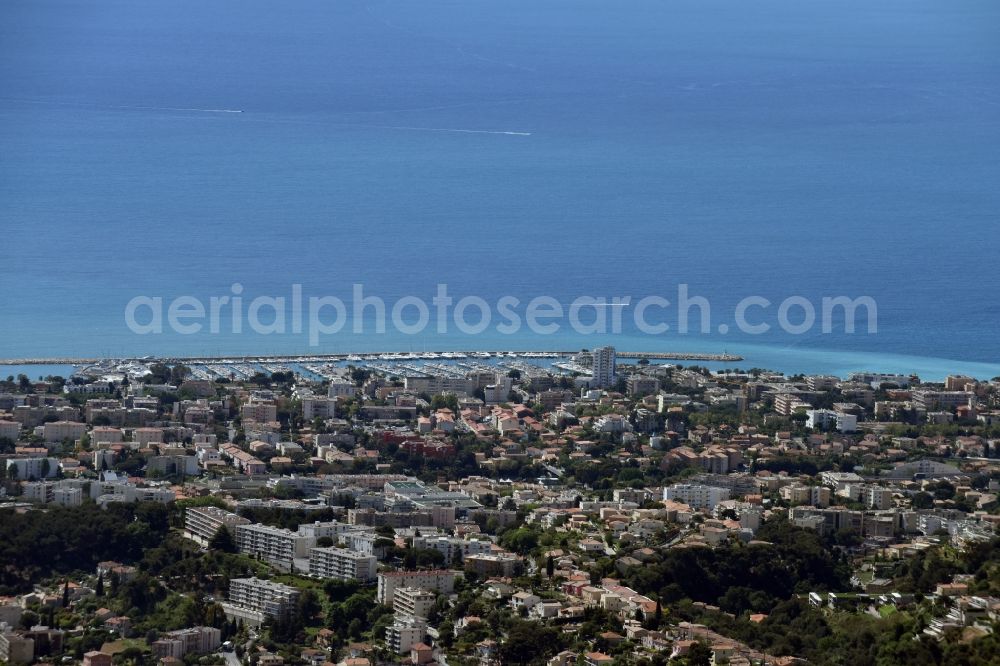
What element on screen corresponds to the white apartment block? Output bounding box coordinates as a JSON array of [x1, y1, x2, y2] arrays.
[[151, 627, 221, 659], [386, 615, 427, 654], [223, 577, 300, 627], [185, 506, 251, 546], [377, 570, 456, 605], [297, 520, 358, 539], [806, 409, 857, 433], [5, 457, 59, 480], [302, 396, 339, 420], [235, 523, 314, 571], [392, 587, 436, 619], [341, 532, 381, 556], [308, 547, 377, 582], [403, 376, 474, 395], [864, 486, 894, 511], [52, 486, 83, 507], [411, 535, 492, 564], [327, 382, 358, 399], [591, 346, 616, 388], [663, 483, 731, 511], [94, 484, 175, 506]]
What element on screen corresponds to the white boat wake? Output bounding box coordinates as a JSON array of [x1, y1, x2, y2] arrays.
[[128, 106, 243, 113]]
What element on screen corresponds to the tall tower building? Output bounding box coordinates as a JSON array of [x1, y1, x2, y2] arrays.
[[591, 346, 616, 388]]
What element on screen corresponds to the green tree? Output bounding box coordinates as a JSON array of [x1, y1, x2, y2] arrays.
[[209, 525, 237, 553]]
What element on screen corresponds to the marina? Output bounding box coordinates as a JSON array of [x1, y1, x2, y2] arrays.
[[0, 350, 744, 382]]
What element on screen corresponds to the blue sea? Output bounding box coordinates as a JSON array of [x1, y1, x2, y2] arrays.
[[1, 0, 999, 380]]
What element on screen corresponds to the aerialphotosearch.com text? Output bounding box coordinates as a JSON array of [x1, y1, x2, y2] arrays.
[[124, 283, 878, 345]]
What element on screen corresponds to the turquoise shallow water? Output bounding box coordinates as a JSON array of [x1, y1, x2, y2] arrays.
[[1, 0, 998, 378]]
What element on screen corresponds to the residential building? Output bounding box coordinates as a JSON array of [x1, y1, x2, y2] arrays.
[[663, 483, 731, 511], [151, 627, 221, 659], [626, 376, 659, 397], [0, 631, 34, 665], [308, 547, 377, 582], [411, 535, 492, 564], [377, 571, 456, 605], [223, 578, 300, 627], [392, 587, 437, 619], [863, 486, 894, 511], [5, 457, 59, 480], [184, 506, 251, 546], [591, 346, 616, 389], [41, 421, 87, 443], [82, 652, 112, 666], [806, 409, 857, 433], [0, 420, 21, 441], [386, 615, 427, 654], [464, 553, 523, 577], [235, 523, 314, 572]]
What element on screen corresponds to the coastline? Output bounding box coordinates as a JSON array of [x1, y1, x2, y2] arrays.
[[1, 343, 998, 383]]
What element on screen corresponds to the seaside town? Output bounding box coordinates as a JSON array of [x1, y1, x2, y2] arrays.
[[0, 347, 998, 666]]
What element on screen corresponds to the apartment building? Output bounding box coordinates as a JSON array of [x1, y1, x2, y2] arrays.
[[41, 420, 87, 443], [184, 506, 251, 546], [308, 547, 377, 582], [663, 483, 731, 511], [806, 409, 857, 433], [0, 420, 21, 441], [773, 393, 812, 416], [242, 400, 278, 423], [0, 630, 34, 665], [626, 376, 659, 397], [464, 553, 524, 577], [392, 587, 437, 619], [913, 391, 972, 411], [221, 445, 267, 475], [302, 396, 339, 420], [150, 627, 221, 659], [148, 454, 200, 477], [591, 346, 617, 388], [806, 375, 840, 391], [223, 578, 300, 627], [377, 571, 456, 605], [235, 523, 314, 572], [779, 484, 831, 508], [410, 535, 492, 564], [94, 483, 175, 506], [297, 520, 358, 540], [133, 427, 165, 446], [386, 615, 427, 654], [90, 427, 124, 444], [863, 486, 894, 511], [5, 457, 59, 480], [52, 486, 83, 507], [327, 381, 359, 399]]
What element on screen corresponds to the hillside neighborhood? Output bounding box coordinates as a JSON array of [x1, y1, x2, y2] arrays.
[[1, 348, 999, 665]]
